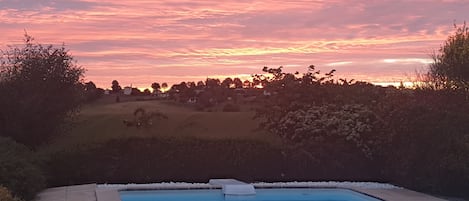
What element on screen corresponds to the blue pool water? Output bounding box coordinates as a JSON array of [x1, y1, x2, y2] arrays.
[[120, 188, 381, 201]]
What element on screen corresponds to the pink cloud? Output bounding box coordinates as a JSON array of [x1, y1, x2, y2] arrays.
[[1, 0, 468, 88]]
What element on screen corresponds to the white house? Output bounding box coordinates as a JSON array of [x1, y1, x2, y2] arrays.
[[123, 87, 132, 95]]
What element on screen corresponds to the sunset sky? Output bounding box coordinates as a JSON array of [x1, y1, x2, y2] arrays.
[[1, 0, 468, 89]]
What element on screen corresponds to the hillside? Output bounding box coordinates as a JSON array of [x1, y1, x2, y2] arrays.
[[46, 96, 277, 151]]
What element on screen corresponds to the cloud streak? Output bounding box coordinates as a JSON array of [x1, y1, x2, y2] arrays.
[[1, 0, 467, 88]]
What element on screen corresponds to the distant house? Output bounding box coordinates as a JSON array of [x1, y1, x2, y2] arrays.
[[153, 91, 169, 98], [123, 87, 132, 95], [104, 89, 111, 95], [158, 93, 169, 98]]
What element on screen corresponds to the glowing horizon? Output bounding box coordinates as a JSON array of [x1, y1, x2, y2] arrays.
[[1, 0, 467, 89]]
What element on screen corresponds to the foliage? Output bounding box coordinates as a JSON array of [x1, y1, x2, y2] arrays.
[[151, 82, 160, 93], [254, 65, 469, 197], [0, 137, 45, 200], [83, 81, 103, 102], [130, 87, 142, 96], [161, 82, 168, 90], [123, 107, 168, 128], [111, 80, 121, 93], [0, 34, 85, 147], [428, 22, 469, 91], [379, 90, 469, 196], [0, 186, 23, 201], [267, 104, 380, 158], [205, 78, 221, 88], [233, 78, 243, 88], [221, 77, 233, 88], [143, 88, 151, 95], [45, 137, 376, 187]]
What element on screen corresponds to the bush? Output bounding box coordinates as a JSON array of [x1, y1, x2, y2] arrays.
[[45, 137, 382, 187], [0, 35, 85, 147], [45, 137, 283, 186], [0, 186, 23, 201], [269, 104, 379, 156], [427, 23, 469, 91], [0, 137, 45, 200], [379, 90, 469, 197]]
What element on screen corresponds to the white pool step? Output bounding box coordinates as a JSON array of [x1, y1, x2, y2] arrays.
[[209, 179, 256, 195]]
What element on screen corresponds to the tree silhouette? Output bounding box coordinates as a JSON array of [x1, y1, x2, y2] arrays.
[[205, 78, 221, 88], [428, 22, 469, 91], [221, 77, 233, 88], [243, 80, 252, 88], [196, 81, 205, 89], [187, 81, 196, 89], [233, 78, 243, 88], [161, 82, 168, 91], [111, 80, 122, 93], [85, 81, 97, 91], [151, 82, 160, 93], [84, 81, 103, 102], [0, 34, 85, 147], [143, 88, 151, 95]]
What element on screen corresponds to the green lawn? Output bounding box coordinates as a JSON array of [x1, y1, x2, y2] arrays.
[[45, 96, 278, 152]]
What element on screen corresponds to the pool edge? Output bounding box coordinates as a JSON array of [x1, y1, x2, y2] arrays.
[[34, 182, 448, 201]]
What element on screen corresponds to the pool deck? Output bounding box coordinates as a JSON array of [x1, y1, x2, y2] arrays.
[[35, 184, 97, 201], [34, 182, 449, 201]]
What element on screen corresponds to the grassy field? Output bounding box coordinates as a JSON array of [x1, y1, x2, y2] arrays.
[[42, 97, 382, 187], [45, 95, 278, 151]]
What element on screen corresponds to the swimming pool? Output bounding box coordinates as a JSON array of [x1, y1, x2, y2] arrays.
[[120, 188, 382, 201]]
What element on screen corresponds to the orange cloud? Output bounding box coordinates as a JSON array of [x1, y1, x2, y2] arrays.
[[1, 0, 467, 89]]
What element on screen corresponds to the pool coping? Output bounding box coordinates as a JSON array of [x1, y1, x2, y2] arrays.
[[35, 182, 449, 201]]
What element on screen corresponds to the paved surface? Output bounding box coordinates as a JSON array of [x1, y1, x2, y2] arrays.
[[96, 189, 121, 201], [209, 179, 256, 195], [35, 184, 97, 201], [35, 182, 451, 201], [352, 188, 448, 201]]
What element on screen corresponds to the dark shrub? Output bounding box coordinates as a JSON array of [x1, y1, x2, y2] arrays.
[[380, 90, 469, 198], [0, 186, 23, 201], [45, 137, 283, 185], [0, 137, 45, 200], [45, 137, 386, 187], [0, 35, 84, 147]]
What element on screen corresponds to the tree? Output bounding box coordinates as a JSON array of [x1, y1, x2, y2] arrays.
[[187, 81, 196, 89], [243, 80, 252, 88], [111, 80, 121, 93], [83, 81, 103, 102], [143, 88, 151, 95], [85, 81, 97, 91], [196, 80, 205, 89], [205, 78, 220, 88], [0, 34, 85, 147], [221, 77, 233, 88], [428, 22, 469, 91], [0, 137, 45, 200], [161, 82, 168, 91], [131, 87, 142, 96], [233, 77, 243, 88], [151, 82, 160, 93]]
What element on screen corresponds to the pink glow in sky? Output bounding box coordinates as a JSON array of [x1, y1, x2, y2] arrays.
[[1, 0, 467, 89]]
